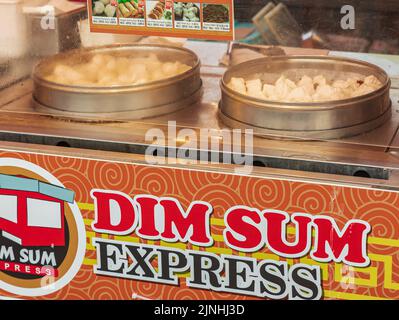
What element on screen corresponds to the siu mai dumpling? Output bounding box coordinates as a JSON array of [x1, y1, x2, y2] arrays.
[[298, 76, 315, 96], [246, 79, 264, 99], [228, 77, 247, 95], [287, 87, 312, 102], [275, 76, 295, 100]]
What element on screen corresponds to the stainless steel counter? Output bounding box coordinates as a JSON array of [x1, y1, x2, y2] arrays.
[[1, 43, 399, 190]]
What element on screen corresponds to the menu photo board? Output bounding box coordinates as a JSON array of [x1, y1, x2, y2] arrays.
[[88, 0, 235, 41]]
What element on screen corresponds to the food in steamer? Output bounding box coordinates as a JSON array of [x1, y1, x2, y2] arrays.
[[45, 53, 191, 87], [228, 75, 383, 102]]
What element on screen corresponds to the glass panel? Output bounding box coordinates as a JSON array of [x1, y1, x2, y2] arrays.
[[0, 194, 18, 223], [27, 198, 62, 229]]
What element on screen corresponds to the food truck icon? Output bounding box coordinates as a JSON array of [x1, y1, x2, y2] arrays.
[[0, 174, 74, 247]]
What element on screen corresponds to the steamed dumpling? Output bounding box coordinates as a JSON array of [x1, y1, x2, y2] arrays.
[[275, 76, 296, 100], [228, 77, 247, 95], [298, 76, 315, 96], [287, 87, 312, 102], [246, 79, 263, 98], [45, 53, 192, 86], [227, 74, 382, 103]]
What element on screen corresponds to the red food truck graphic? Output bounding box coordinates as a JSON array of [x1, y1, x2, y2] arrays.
[[0, 174, 74, 247]]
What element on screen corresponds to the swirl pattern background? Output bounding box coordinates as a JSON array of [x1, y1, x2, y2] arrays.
[[0, 151, 398, 300]]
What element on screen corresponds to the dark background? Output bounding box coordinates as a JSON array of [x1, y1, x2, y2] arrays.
[[234, 0, 399, 54]]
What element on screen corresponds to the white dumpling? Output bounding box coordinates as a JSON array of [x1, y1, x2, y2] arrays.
[[97, 73, 119, 86], [104, 57, 117, 71], [130, 64, 148, 84], [226, 72, 382, 102], [246, 79, 263, 98], [351, 84, 375, 97], [346, 78, 362, 90], [285, 78, 297, 90], [287, 87, 312, 102], [364, 75, 381, 89], [298, 76, 314, 96], [47, 51, 191, 87], [313, 85, 343, 102], [275, 76, 293, 100], [313, 75, 327, 87], [332, 80, 349, 89], [162, 62, 179, 77], [262, 84, 276, 99], [53, 65, 84, 84], [229, 77, 247, 95]]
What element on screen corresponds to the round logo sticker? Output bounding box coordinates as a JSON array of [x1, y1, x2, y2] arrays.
[[0, 158, 86, 297]]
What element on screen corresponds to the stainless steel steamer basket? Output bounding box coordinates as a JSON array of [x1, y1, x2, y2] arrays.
[[219, 56, 391, 139], [32, 44, 202, 119]]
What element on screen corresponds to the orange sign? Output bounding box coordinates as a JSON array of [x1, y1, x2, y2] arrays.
[[89, 0, 235, 41], [0, 150, 398, 300]]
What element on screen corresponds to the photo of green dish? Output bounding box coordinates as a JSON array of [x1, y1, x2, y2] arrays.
[[174, 2, 200, 22]]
